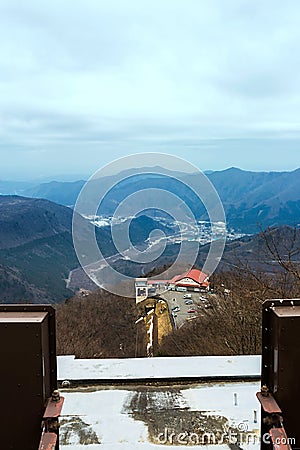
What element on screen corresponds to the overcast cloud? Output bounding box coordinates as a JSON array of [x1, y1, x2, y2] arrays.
[[0, 0, 299, 178]]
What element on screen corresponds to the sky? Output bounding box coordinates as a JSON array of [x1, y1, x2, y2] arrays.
[[0, 0, 300, 179]]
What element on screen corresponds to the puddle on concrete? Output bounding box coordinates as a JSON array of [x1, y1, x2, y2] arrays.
[[123, 387, 236, 445], [124, 386, 190, 412], [60, 416, 101, 445]]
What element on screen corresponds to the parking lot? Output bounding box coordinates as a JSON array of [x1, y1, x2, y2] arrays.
[[159, 289, 212, 328]]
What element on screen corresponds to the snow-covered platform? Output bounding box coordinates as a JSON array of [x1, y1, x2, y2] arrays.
[[60, 380, 261, 449], [58, 355, 262, 449], [57, 354, 261, 382]]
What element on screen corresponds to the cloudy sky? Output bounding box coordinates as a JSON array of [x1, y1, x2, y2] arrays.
[[0, 0, 300, 179]]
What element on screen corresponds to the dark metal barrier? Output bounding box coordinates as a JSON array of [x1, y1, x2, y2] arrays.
[[258, 299, 300, 450], [0, 305, 63, 450]]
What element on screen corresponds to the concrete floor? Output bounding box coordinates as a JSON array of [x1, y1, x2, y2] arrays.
[[60, 380, 261, 449]]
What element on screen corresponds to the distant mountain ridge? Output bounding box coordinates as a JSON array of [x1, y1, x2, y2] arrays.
[[1, 167, 299, 232], [206, 167, 300, 231], [24, 180, 85, 207]]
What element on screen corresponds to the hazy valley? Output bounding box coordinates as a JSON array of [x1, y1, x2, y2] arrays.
[[0, 167, 299, 304]]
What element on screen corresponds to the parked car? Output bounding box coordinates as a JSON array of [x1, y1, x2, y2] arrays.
[[183, 294, 192, 299], [187, 308, 196, 313], [172, 306, 180, 312], [185, 300, 193, 305]]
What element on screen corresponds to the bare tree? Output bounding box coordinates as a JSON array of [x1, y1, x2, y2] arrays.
[[159, 226, 300, 357], [56, 289, 147, 358], [260, 226, 300, 284]]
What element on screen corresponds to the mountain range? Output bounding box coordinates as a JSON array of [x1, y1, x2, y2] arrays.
[[0, 166, 299, 303], [0, 196, 171, 303], [2, 167, 299, 232], [208, 167, 300, 232]]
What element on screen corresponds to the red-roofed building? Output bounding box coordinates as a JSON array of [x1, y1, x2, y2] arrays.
[[135, 268, 210, 303], [168, 269, 210, 291]]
